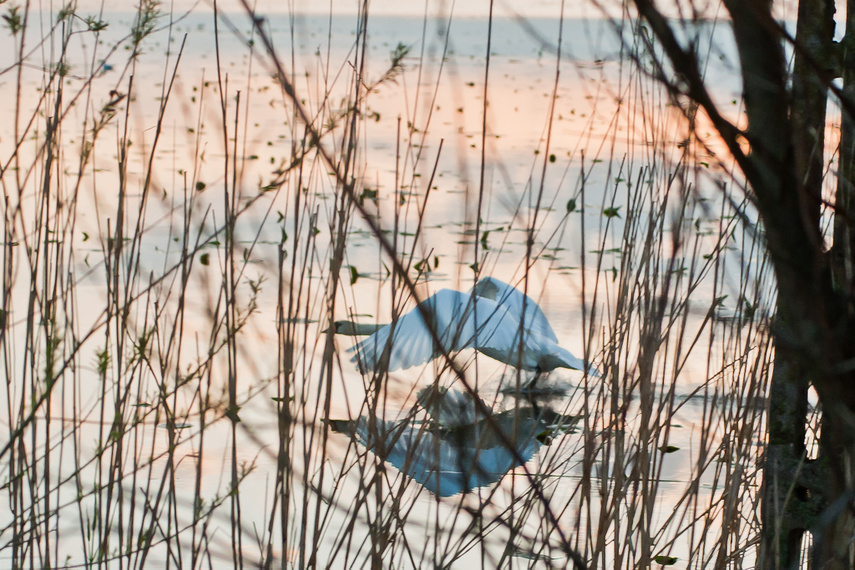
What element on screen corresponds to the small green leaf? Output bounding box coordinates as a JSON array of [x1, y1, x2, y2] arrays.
[[654, 555, 678, 565], [659, 445, 679, 454], [603, 206, 621, 218], [200, 253, 210, 266], [195, 181, 206, 191], [566, 199, 577, 213], [536, 431, 553, 445], [225, 406, 241, 423], [3, 6, 23, 34], [360, 187, 378, 205], [349, 265, 359, 285]]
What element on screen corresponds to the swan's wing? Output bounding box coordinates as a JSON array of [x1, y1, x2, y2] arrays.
[[348, 289, 473, 372], [348, 289, 531, 372], [416, 387, 486, 428], [472, 277, 558, 342], [347, 309, 433, 372]]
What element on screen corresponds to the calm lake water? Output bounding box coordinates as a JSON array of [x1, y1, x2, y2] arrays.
[[0, 4, 772, 568]]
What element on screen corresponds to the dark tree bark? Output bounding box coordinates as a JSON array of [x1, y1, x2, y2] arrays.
[[760, 1, 836, 568]]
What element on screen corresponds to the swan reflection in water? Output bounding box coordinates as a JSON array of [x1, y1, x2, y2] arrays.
[[328, 387, 580, 497]]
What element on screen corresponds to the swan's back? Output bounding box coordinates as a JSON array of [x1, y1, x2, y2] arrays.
[[349, 288, 525, 372], [471, 277, 557, 342]]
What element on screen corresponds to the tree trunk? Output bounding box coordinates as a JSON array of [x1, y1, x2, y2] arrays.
[[759, 1, 836, 567]]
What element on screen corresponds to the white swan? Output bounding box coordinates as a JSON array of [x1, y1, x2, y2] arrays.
[[339, 277, 597, 378]]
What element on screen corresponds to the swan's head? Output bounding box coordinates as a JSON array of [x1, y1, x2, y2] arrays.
[[471, 277, 502, 301], [324, 320, 385, 336], [322, 320, 351, 334]]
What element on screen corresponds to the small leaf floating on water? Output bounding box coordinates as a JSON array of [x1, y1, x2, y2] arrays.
[[740, 295, 756, 321], [654, 556, 678, 566], [603, 206, 621, 218], [659, 445, 680, 454], [226, 406, 242, 423], [360, 188, 378, 206], [510, 545, 560, 561], [413, 259, 431, 274], [349, 266, 360, 285], [536, 431, 553, 445], [566, 199, 576, 213], [200, 253, 209, 266]]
